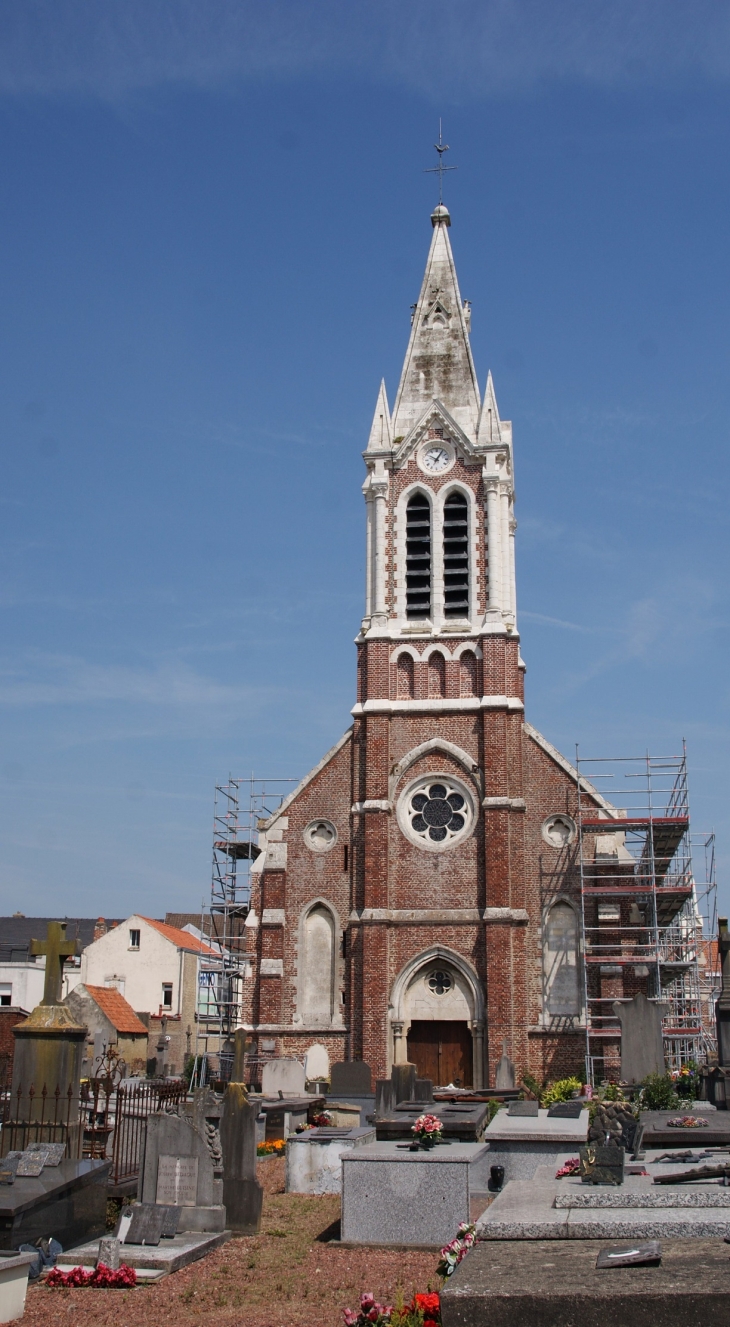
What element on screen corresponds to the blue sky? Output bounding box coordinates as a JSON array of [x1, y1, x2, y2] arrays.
[[0, 1, 728, 919]]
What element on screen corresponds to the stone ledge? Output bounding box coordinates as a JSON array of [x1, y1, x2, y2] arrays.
[[440, 1238, 730, 1327]]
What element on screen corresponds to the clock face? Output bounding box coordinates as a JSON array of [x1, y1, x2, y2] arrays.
[[423, 445, 451, 473]]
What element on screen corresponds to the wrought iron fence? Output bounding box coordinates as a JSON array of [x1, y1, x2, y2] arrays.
[[0, 1077, 188, 1189]]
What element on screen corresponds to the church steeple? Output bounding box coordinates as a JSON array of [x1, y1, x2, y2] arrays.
[[391, 205, 481, 442]]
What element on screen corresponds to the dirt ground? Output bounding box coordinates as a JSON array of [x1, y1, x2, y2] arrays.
[[21, 1157, 440, 1327]]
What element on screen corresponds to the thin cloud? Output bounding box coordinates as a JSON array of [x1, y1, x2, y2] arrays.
[[0, 651, 278, 709], [2, 2, 730, 101]]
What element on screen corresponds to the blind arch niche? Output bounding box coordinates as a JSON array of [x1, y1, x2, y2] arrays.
[[300, 903, 337, 1024]]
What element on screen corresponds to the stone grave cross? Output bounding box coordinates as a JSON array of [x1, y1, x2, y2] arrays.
[[30, 922, 80, 1006]]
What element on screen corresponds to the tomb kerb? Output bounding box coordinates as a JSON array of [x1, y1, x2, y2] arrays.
[[11, 922, 88, 1112]]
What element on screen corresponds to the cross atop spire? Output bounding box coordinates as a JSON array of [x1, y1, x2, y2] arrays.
[[424, 120, 457, 208]]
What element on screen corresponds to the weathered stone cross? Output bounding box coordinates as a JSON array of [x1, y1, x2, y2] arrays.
[[30, 921, 80, 1006]]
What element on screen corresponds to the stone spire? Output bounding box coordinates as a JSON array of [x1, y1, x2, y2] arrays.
[[390, 205, 480, 443]]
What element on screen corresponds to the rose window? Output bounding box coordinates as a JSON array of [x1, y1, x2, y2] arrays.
[[400, 777, 474, 849]]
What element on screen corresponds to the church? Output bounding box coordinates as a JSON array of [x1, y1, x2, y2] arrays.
[[244, 202, 612, 1088]]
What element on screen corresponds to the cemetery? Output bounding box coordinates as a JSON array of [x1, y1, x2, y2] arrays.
[[1, 895, 730, 1327]]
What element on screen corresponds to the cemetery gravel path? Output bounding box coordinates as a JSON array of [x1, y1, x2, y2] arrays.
[[22, 1157, 438, 1327]]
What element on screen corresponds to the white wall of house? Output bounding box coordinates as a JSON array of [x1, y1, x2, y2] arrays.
[[0, 958, 82, 1010], [81, 916, 188, 1017]]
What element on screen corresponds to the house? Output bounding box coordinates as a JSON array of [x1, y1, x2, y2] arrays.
[[80, 915, 219, 1075], [0, 916, 116, 1011], [64, 984, 149, 1078]]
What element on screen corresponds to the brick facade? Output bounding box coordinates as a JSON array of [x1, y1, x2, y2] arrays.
[[245, 205, 603, 1087]]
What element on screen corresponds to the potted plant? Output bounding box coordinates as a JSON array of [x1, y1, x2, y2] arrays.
[[411, 1113, 443, 1150]]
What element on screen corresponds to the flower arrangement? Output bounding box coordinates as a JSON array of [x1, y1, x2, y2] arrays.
[[343, 1222, 477, 1326], [343, 1291, 441, 1327], [555, 1157, 581, 1178], [257, 1138, 287, 1156], [672, 1061, 700, 1100], [411, 1114, 443, 1149], [313, 1111, 333, 1126], [667, 1115, 708, 1128], [46, 1263, 137, 1288], [435, 1222, 476, 1279], [343, 1293, 394, 1325]]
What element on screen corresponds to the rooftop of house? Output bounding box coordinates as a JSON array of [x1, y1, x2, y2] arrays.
[[137, 916, 218, 957], [82, 984, 149, 1036], [0, 917, 121, 963]]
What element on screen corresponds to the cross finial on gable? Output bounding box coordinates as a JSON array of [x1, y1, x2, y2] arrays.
[[30, 921, 80, 1005]]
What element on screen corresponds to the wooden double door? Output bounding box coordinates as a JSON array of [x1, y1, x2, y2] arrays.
[[406, 1020, 473, 1088]]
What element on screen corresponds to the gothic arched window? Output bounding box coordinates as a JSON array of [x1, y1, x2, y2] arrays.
[[544, 901, 581, 1019], [406, 493, 431, 619], [443, 491, 469, 618], [301, 904, 336, 1024]]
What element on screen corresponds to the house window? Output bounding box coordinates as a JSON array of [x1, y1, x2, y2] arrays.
[[0, 984, 11, 1007], [406, 493, 431, 618], [162, 983, 173, 1009], [128, 929, 140, 950]]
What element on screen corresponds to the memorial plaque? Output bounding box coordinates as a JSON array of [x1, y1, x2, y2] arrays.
[[125, 1203, 166, 1246], [155, 1154, 198, 1207], [0, 1156, 19, 1185], [159, 1204, 181, 1237], [596, 1241, 661, 1269], [508, 1100, 539, 1117], [547, 1101, 584, 1119], [27, 1141, 66, 1166], [115, 1207, 133, 1242], [97, 1237, 121, 1270], [16, 1151, 46, 1177]]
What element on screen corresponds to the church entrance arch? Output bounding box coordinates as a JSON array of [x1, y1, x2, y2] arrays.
[[389, 948, 485, 1088]]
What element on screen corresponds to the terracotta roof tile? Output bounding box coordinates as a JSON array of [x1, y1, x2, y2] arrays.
[[138, 917, 218, 956], [84, 985, 149, 1036]]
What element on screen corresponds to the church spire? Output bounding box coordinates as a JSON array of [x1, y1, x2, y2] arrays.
[[391, 206, 481, 442]]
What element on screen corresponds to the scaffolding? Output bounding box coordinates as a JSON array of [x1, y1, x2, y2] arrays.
[[192, 776, 295, 1087], [576, 746, 718, 1085]]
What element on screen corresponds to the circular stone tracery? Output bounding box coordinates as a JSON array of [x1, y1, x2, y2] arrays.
[[399, 777, 474, 850]]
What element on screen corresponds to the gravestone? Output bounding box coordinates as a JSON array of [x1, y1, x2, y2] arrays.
[[126, 1204, 166, 1246], [341, 1140, 490, 1246], [415, 1079, 434, 1103], [219, 1082, 262, 1235], [97, 1236, 121, 1269], [391, 1063, 417, 1105], [494, 1041, 516, 1090], [547, 1101, 584, 1119], [613, 993, 668, 1082], [140, 1112, 225, 1232], [330, 1061, 372, 1096], [0, 1157, 110, 1250], [261, 1058, 306, 1097], [286, 1126, 376, 1194], [304, 1044, 330, 1083], [508, 1100, 539, 1117], [11, 923, 87, 1128]]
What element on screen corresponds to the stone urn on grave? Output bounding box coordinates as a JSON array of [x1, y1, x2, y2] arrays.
[[10, 922, 87, 1121]]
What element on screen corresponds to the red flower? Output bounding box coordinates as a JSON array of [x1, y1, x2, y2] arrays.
[[415, 1293, 440, 1313]]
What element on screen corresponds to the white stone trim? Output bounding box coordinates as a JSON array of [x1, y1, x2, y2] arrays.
[[243, 1024, 350, 1035], [451, 640, 483, 660], [259, 728, 352, 830], [389, 944, 486, 1085], [352, 698, 481, 715], [292, 898, 345, 1029], [389, 738, 481, 801], [261, 909, 286, 926], [260, 959, 284, 977], [351, 800, 391, 814], [390, 643, 422, 662], [523, 723, 618, 816], [348, 907, 528, 925], [482, 797, 526, 811]]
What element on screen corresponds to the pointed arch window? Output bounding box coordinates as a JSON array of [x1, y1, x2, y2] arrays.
[[406, 493, 431, 619], [544, 901, 581, 1019], [443, 492, 469, 618]]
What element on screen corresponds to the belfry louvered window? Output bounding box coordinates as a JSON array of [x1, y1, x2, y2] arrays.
[[443, 492, 469, 617], [406, 493, 431, 618]]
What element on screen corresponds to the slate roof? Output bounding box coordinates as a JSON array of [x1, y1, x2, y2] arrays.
[[83, 985, 149, 1036], [0, 917, 119, 963]]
